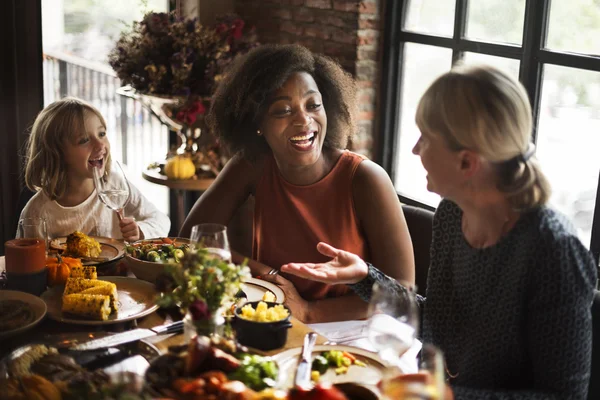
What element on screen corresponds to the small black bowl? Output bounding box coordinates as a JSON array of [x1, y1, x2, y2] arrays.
[[232, 301, 292, 351]]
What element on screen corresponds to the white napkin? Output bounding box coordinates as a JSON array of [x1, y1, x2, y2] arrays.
[[308, 320, 421, 374]]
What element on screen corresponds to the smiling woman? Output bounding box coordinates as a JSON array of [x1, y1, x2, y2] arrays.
[[180, 44, 415, 324]]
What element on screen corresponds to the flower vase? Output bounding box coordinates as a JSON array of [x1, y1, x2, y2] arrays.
[[183, 308, 226, 342]]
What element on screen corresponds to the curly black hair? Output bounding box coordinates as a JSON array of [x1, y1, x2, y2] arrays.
[[206, 44, 357, 160]]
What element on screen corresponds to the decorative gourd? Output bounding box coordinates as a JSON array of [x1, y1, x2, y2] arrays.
[[46, 254, 81, 286], [164, 155, 196, 180]]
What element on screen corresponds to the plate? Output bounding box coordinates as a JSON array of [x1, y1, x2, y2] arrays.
[[41, 277, 159, 325], [0, 291, 47, 339], [50, 236, 125, 266], [272, 344, 395, 390], [242, 277, 285, 303], [0, 333, 160, 379]]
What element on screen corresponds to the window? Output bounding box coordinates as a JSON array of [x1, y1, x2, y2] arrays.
[[379, 0, 600, 260], [41, 0, 171, 216]]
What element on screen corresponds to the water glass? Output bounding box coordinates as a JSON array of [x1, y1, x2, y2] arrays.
[[17, 217, 48, 250], [190, 223, 231, 262], [367, 282, 419, 366]]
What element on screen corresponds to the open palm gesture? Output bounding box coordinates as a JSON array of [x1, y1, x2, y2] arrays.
[[280, 242, 369, 285]]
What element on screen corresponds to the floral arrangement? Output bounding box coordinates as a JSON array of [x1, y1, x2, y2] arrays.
[[109, 12, 258, 100], [108, 12, 258, 170], [156, 248, 251, 334]]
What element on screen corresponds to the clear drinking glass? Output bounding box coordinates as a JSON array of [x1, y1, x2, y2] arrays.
[[17, 217, 48, 251], [190, 223, 231, 262], [92, 159, 131, 220], [367, 282, 420, 367]]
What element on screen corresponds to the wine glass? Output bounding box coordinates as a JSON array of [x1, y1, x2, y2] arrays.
[[92, 159, 131, 220], [190, 223, 231, 262], [367, 281, 419, 367]]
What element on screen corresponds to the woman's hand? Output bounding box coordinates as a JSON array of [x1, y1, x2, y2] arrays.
[[119, 217, 141, 242], [280, 242, 369, 285], [261, 273, 309, 322]]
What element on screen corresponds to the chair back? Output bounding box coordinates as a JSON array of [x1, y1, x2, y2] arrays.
[[588, 289, 600, 399], [401, 204, 434, 296]]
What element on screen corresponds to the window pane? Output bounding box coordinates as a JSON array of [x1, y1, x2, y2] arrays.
[[462, 53, 520, 80], [546, 0, 600, 55], [537, 65, 600, 247], [394, 43, 452, 207], [405, 0, 456, 37], [466, 0, 526, 45]]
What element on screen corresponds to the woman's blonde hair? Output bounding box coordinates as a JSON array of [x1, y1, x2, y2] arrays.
[[25, 97, 110, 200], [415, 63, 551, 210]]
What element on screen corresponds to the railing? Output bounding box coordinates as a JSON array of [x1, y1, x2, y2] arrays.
[[43, 51, 170, 216]]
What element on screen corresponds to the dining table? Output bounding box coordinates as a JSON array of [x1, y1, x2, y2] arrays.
[[0, 256, 326, 360]]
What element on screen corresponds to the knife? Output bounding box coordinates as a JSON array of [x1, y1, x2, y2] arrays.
[[70, 320, 184, 351], [294, 332, 317, 389]]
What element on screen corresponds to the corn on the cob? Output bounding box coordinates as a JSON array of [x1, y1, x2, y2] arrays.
[[63, 278, 109, 295], [81, 282, 118, 313], [65, 231, 101, 258], [69, 265, 97, 279], [62, 294, 111, 320]]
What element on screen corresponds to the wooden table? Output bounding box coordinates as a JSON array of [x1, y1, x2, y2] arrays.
[[0, 256, 325, 359], [142, 168, 215, 232]]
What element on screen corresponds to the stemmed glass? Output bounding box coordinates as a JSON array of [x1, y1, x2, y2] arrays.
[[367, 281, 419, 367], [92, 159, 131, 221], [190, 223, 231, 262]]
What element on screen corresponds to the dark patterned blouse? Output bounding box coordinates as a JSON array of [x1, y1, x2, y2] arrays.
[[350, 199, 597, 400]]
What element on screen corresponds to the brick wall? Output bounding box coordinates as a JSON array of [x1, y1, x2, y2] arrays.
[[234, 0, 383, 158]]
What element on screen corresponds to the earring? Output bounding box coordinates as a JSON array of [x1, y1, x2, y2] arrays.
[[257, 130, 262, 136]]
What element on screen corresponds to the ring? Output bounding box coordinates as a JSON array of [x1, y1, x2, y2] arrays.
[[267, 268, 279, 276]]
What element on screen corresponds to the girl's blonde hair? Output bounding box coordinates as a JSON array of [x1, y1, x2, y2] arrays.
[[416, 63, 551, 210], [25, 97, 110, 200]]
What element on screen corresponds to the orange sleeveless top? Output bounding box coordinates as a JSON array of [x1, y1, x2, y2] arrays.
[[253, 150, 370, 301]]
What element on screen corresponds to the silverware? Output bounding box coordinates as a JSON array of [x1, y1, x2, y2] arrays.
[[70, 320, 183, 351], [294, 332, 317, 389]]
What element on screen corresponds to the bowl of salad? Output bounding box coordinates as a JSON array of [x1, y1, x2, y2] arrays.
[[125, 237, 191, 283]]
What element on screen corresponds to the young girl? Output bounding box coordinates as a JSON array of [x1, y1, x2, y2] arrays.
[[19, 97, 170, 241]]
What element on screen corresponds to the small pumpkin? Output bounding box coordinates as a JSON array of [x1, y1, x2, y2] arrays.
[[4, 375, 62, 400], [164, 155, 196, 180], [46, 254, 81, 286]]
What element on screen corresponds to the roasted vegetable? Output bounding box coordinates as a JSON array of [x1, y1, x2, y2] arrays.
[[80, 281, 118, 313], [65, 231, 101, 258], [69, 265, 97, 279], [312, 355, 329, 374], [62, 294, 111, 320], [63, 278, 109, 295], [228, 354, 278, 391]]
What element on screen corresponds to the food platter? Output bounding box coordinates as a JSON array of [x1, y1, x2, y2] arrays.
[[273, 344, 395, 390], [50, 236, 125, 266], [41, 277, 158, 325], [0, 290, 47, 339], [242, 277, 286, 303]]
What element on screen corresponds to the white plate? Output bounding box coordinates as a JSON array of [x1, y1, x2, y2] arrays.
[[272, 344, 397, 390], [0, 291, 47, 339], [50, 236, 125, 266], [241, 277, 285, 303], [41, 277, 158, 325]]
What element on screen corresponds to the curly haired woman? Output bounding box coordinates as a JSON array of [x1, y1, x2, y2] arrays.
[[181, 44, 414, 323]]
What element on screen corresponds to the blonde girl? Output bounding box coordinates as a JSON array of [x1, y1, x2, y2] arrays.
[[20, 97, 170, 241]]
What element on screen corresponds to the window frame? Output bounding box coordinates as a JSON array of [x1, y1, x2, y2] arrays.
[[378, 0, 600, 262]]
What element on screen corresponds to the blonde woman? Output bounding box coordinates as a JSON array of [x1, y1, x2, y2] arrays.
[[282, 64, 597, 399], [20, 97, 170, 241]]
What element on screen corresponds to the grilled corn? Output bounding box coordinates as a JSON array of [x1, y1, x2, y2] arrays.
[[62, 294, 111, 320], [65, 231, 101, 258], [81, 282, 118, 313], [69, 265, 97, 279], [64, 277, 109, 295]]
